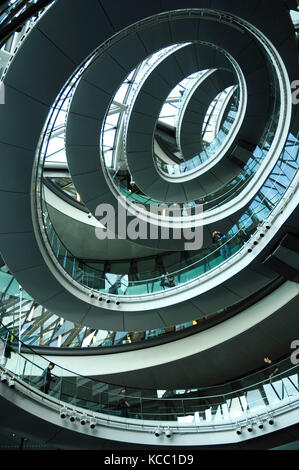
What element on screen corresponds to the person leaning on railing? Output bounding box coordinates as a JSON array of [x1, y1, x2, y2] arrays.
[[160, 272, 176, 289], [40, 362, 56, 395]]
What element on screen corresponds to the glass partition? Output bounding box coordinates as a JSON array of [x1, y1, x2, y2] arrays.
[[1, 324, 298, 423], [155, 87, 240, 178], [0, 268, 282, 351]]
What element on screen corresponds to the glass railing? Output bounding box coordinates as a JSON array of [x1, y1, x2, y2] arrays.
[[1, 325, 298, 423], [39, 202, 278, 297], [0, 268, 283, 350]]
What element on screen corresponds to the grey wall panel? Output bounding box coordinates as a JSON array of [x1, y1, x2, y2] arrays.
[[153, 56, 186, 90], [208, 161, 240, 181], [131, 168, 160, 192], [193, 173, 222, 194], [235, 41, 265, 76], [41, 290, 91, 323], [175, 43, 201, 76], [169, 18, 201, 44], [83, 305, 125, 332], [47, 203, 164, 260], [180, 182, 206, 201], [171, 46, 199, 78], [181, 108, 206, 122], [263, 256, 299, 283], [0, 193, 32, 234], [232, 146, 253, 165], [136, 22, 173, 55], [209, 0, 261, 20], [272, 245, 299, 273], [64, 146, 100, 176], [67, 81, 112, 120], [5, 28, 75, 106], [208, 69, 234, 93], [160, 0, 211, 10], [124, 310, 166, 332], [0, 86, 48, 150], [82, 56, 128, 95], [108, 33, 148, 74], [0, 232, 45, 273], [180, 143, 201, 156], [0, 144, 34, 194], [66, 115, 101, 147], [165, 183, 189, 202], [125, 150, 153, 173], [141, 72, 175, 102], [197, 21, 253, 59], [246, 92, 270, 117], [137, 92, 165, 115], [238, 116, 269, 143], [221, 268, 277, 299], [253, 0, 295, 48], [195, 44, 221, 70], [158, 299, 206, 326], [126, 113, 158, 134], [161, 0, 298, 82], [10, 265, 66, 304], [141, 180, 169, 202], [248, 262, 279, 280], [126, 132, 154, 153], [98, 0, 163, 33], [128, 92, 162, 119], [70, 172, 114, 205], [83, 192, 121, 219], [276, 35, 299, 83], [245, 66, 270, 95], [189, 285, 242, 314]]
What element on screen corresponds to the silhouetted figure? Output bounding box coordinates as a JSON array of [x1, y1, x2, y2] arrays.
[[212, 231, 231, 259], [237, 223, 249, 245], [40, 362, 55, 394], [117, 387, 131, 417], [160, 272, 176, 289]]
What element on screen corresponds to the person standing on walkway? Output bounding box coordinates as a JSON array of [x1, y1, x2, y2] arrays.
[[40, 362, 55, 394], [117, 387, 131, 417]]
